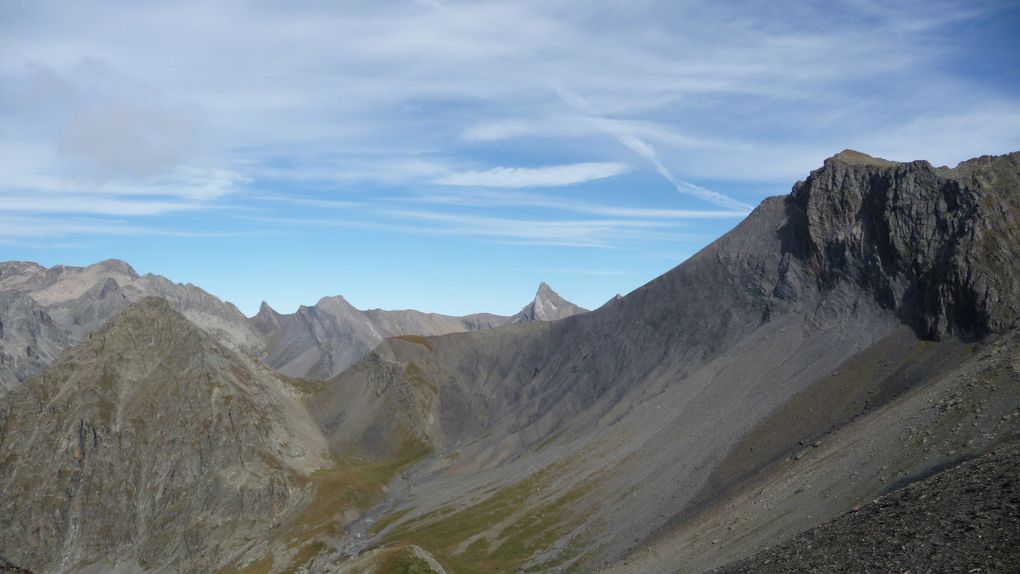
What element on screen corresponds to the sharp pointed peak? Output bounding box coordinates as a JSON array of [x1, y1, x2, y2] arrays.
[[535, 282, 558, 298], [255, 300, 279, 318]]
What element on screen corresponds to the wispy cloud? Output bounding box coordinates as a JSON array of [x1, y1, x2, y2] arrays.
[[384, 209, 695, 247], [0, 215, 241, 239], [1, 1, 1015, 285], [552, 82, 755, 211], [415, 189, 749, 218], [235, 207, 701, 248], [434, 162, 631, 188], [462, 116, 741, 152], [0, 195, 202, 216]]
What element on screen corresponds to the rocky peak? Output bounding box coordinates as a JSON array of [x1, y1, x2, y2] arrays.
[[510, 282, 588, 323], [780, 150, 1020, 339], [251, 300, 281, 335], [0, 261, 44, 283], [315, 294, 359, 315], [536, 281, 556, 298], [87, 258, 139, 279], [80, 296, 204, 359]]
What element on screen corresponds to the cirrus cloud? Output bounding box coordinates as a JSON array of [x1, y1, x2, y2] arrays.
[[433, 162, 631, 188]]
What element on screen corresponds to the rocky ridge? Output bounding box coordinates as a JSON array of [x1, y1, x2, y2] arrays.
[[0, 259, 589, 388], [0, 298, 328, 573], [252, 283, 586, 379], [0, 260, 265, 394]]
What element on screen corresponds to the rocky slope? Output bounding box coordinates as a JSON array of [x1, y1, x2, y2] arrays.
[[0, 260, 265, 394], [0, 291, 68, 395], [307, 150, 1020, 572], [0, 298, 328, 573], [716, 439, 1020, 573], [252, 283, 586, 379]]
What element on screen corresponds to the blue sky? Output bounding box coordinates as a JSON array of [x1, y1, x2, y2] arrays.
[[2, 0, 1019, 316]]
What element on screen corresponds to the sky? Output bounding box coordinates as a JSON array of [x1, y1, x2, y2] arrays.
[[2, 0, 1019, 316]]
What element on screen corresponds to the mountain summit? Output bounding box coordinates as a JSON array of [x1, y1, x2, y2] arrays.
[[510, 282, 589, 323]]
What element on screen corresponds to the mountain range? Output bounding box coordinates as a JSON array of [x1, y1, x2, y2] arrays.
[[0, 264, 587, 391], [1, 150, 1018, 573]]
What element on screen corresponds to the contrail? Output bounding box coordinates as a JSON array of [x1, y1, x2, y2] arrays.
[[552, 81, 754, 212]]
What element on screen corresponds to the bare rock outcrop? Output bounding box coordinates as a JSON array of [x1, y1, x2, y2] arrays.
[[0, 298, 327, 573], [782, 150, 1020, 339]]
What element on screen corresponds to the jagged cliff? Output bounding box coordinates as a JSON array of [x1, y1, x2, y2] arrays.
[[782, 150, 1020, 339]]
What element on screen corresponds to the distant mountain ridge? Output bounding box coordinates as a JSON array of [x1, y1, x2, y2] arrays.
[[0, 259, 589, 389], [0, 259, 264, 394], [252, 283, 588, 379]]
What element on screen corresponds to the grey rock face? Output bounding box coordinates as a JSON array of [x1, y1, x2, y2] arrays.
[[0, 292, 68, 394], [0, 298, 326, 573], [784, 150, 1020, 339], [508, 282, 589, 323], [0, 260, 266, 396]]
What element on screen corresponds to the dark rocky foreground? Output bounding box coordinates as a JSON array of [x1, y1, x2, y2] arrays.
[[718, 439, 1020, 573], [0, 556, 32, 573]]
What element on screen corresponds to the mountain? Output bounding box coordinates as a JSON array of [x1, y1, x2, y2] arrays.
[[0, 298, 329, 573], [1, 150, 1018, 573], [508, 282, 589, 323], [0, 257, 589, 390], [252, 284, 586, 379], [308, 150, 1020, 572], [0, 260, 265, 394]]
